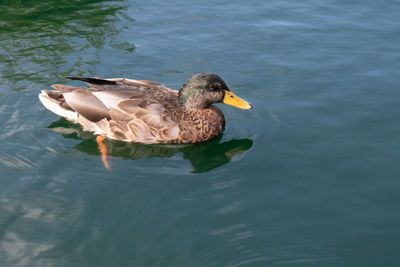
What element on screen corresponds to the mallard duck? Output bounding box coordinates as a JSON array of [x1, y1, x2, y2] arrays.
[[39, 73, 252, 144]]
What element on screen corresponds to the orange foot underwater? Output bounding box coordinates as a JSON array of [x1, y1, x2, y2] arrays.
[[96, 135, 111, 170]]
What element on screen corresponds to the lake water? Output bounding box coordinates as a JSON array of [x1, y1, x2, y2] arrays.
[[1, 0, 399, 266]]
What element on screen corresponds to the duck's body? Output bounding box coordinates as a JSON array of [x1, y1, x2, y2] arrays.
[[39, 73, 251, 144]]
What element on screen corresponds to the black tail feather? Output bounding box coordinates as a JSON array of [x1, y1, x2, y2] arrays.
[[65, 76, 116, 85]]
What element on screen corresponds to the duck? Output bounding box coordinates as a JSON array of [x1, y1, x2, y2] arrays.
[[39, 73, 252, 144]]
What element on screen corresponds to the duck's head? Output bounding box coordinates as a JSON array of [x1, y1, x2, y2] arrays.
[[178, 73, 252, 110]]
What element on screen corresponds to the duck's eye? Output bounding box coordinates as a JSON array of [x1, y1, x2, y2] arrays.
[[230, 94, 234, 98], [211, 83, 221, 90]]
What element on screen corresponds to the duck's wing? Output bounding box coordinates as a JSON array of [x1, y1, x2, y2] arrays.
[[39, 77, 180, 143], [41, 77, 176, 122]]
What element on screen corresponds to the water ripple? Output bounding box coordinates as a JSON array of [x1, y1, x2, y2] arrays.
[[0, 154, 34, 169]]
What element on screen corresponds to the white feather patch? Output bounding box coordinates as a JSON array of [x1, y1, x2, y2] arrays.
[[169, 125, 179, 139], [92, 91, 124, 109], [39, 91, 78, 121]]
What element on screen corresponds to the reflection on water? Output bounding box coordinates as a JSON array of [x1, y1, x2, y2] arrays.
[[48, 118, 253, 173], [0, 0, 135, 89]]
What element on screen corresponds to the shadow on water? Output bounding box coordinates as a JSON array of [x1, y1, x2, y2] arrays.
[[0, 0, 135, 89], [48, 118, 253, 173]]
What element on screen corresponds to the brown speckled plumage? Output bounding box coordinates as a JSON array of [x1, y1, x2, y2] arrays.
[[39, 73, 249, 144]]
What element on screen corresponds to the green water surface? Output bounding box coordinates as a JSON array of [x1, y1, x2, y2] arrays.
[[1, 0, 400, 266]]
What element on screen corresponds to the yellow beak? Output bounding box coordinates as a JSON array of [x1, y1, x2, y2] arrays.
[[222, 90, 252, 110]]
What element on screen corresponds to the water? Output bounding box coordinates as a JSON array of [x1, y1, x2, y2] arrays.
[[1, 0, 399, 266]]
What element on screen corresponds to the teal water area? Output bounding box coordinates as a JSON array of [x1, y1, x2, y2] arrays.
[[1, 0, 400, 266]]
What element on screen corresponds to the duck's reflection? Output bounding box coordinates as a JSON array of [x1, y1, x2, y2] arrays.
[[48, 118, 253, 173]]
